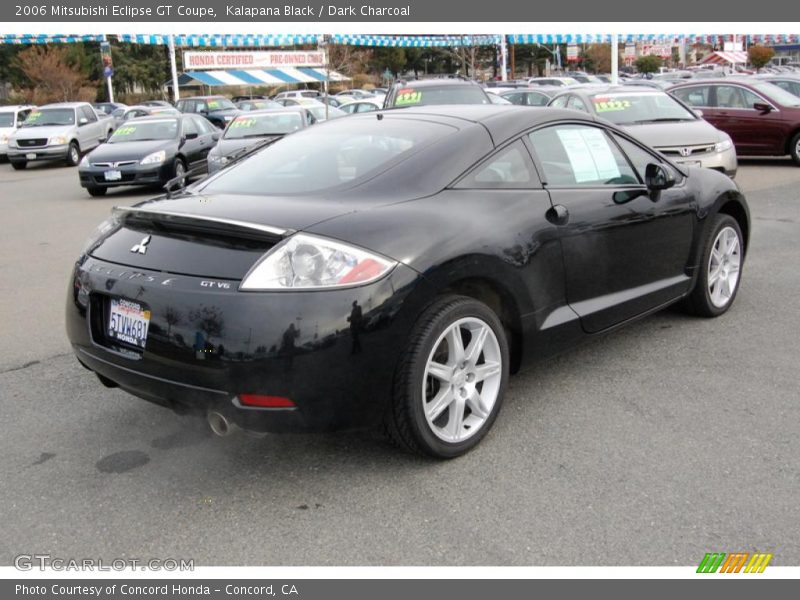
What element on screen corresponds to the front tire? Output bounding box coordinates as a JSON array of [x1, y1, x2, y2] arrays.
[[86, 186, 107, 197], [65, 141, 80, 167], [384, 296, 509, 458], [683, 214, 744, 317], [790, 132, 800, 166]]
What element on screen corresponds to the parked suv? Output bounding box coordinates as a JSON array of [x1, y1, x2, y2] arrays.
[[175, 96, 240, 129], [7, 102, 114, 169], [670, 79, 800, 164], [0, 104, 36, 162]]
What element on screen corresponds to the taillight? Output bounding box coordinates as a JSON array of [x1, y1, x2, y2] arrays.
[[238, 394, 295, 408]]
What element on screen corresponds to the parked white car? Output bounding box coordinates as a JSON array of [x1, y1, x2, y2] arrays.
[[7, 102, 115, 169], [0, 105, 36, 162]]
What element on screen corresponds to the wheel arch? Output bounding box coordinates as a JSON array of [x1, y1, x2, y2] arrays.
[[716, 195, 750, 254], [784, 127, 800, 156]]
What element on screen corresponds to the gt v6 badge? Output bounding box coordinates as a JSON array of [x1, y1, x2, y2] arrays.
[[130, 235, 151, 254]]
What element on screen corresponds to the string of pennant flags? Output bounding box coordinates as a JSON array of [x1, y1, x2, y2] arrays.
[[2, 33, 799, 47]]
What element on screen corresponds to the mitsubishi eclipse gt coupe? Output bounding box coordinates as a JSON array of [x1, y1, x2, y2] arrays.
[[67, 105, 750, 458]]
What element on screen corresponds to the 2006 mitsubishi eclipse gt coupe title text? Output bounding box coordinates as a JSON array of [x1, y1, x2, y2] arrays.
[[67, 105, 750, 458]]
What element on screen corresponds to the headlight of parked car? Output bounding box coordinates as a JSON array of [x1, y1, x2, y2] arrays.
[[140, 150, 166, 165], [49, 135, 69, 146], [240, 233, 397, 291], [714, 138, 733, 153], [79, 155, 89, 167], [0, 133, 8, 144], [208, 153, 227, 164]]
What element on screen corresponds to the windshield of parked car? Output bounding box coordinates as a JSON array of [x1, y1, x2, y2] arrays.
[[751, 82, 800, 107], [589, 92, 696, 124], [390, 85, 490, 107], [200, 117, 454, 195], [224, 113, 304, 139], [307, 105, 346, 120], [108, 119, 179, 142], [21, 108, 75, 127], [206, 97, 236, 110], [0, 112, 15, 127]]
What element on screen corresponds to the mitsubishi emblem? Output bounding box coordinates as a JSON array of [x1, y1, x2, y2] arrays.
[[130, 235, 151, 255]]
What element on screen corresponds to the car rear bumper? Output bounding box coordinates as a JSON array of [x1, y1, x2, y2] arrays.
[[66, 255, 428, 433]]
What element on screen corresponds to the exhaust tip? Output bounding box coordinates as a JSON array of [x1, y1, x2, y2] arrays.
[[207, 410, 238, 437]]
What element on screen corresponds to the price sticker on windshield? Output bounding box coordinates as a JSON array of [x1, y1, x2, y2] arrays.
[[395, 89, 423, 106], [26, 111, 43, 122], [593, 98, 632, 113], [230, 118, 257, 129], [207, 100, 221, 109], [114, 126, 137, 136]]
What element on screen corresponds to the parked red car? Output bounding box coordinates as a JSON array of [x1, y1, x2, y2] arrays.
[[670, 79, 800, 165]]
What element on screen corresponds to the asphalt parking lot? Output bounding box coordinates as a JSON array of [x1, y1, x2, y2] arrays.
[[1, 158, 799, 566]]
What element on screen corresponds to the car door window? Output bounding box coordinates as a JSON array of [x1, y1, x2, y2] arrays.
[[456, 140, 537, 189], [503, 92, 523, 105], [182, 118, 198, 137], [193, 116, 214, 134], [715, 85, 750, 109], [194, 101, 207, 113], [528, 125, 638, 186], [17, 110, 31, 125], [610, 133, 666, 183], [527, 92, 550, 107], [672, 85, 711, 107], [80, 106, 98, 122], [568, 96, 588, 112], [549, 95, 569, 109]]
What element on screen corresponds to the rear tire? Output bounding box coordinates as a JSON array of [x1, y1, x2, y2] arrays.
[[86, 186, 107, 197], [790, 132, 800, 166], [383, 295, 509, 458], [65, 141, 80, 167], [10, 160, 26, 170], [682, 214, 744, 317]]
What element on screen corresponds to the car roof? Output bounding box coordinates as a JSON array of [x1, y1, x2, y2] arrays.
[[181, 96, 229, 100], [0, 104, 35, 111], [37, 102, 89, 108], [237, 106, 308, 115], [555, 85, 669, 98], [377, 104, 599, 144], [393, 79, 480, 88]]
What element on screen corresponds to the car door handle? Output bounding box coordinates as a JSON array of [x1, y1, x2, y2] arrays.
[[546, 204, 569, 225]]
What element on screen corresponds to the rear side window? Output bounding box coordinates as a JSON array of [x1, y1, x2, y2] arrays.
[[456, 141, 538, 189], [526, 92, 550, 107], [568, 96, 588, 112], [715, 85, 762, 109], [80, 106, 98, 122], [549, 95, 569, 109], [672, 86, 711, 107], [528, 125, 638, 187]]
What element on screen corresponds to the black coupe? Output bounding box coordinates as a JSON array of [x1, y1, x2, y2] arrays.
[[67, 106, 749, 457]]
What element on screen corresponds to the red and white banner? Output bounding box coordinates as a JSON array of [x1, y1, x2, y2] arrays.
[[642, 44, 672, 58], [183, 51, 325, 70], [566, 44, 579, 62]]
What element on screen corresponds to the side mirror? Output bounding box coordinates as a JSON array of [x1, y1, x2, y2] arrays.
[[211, 132, 221, 141], [753, 102, 772, 113], [78, 117, 88, 125], [645, 163, 676, 191], [693, 109, 704, 118]]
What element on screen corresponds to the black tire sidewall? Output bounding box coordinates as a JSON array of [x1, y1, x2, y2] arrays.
[[174, 158, 186, 179], [791, 132, 800, 166], [66, 142, 80, 166], [402, 297, 509, 458], [696, 214, 744, 317]]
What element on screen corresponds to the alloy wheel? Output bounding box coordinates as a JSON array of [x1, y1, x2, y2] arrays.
[[422, 317, 502, 443], [707, 226, 741, 308]]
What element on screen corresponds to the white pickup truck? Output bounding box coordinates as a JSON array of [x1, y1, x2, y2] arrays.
[[7, 102, 115, 169]]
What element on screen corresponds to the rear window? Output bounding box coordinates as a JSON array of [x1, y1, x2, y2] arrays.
[[390, 85, 490, 107], [200, 117, 455, 195]]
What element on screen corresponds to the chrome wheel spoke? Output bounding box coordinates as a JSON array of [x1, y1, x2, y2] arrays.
[[427, 361, 452, 383], [464, 324, 489, 364], [426, 386, 454, 421], [446, 396, 466, 439], [466, 390, 490, 420], [474, 361, 501, 382], [445, 326, 465, 364]]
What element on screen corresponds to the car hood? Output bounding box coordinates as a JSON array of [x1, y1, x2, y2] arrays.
[[13, 124, 75, 139], [215, 135, 283, 157], [87, 139, 176, 162], [126, 190, 394, 233], [620, 119, 724, 147]]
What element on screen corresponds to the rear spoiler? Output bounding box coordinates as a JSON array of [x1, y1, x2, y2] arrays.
[[113, 206, 292, 242]]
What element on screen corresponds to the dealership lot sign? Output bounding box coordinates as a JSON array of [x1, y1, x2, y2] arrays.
[[183, 51, 325, 69]]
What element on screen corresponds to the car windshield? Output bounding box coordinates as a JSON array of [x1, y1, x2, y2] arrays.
[[589, 92, 696, 124], [21, 108, 75, 127], [108, 119, 179, 142], [390, 85, 490, 107], [751, 82, 800, 107], [0, 112, 15, 127], [224, 113, 304, 139], [200, 118, 454, 195], [308, 105, 346, 120], [206, 98, 236, 110]]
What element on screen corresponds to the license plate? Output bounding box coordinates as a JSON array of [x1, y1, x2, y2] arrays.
[[678, 160, 701, 167], [104, 170, 122, 181], [107, 299, 151, 348], [25, 153, 36, 160]]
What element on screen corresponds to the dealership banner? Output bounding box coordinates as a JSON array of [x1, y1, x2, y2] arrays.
[[183, 50, 325, 69]]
